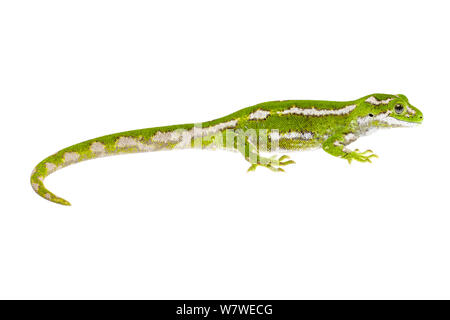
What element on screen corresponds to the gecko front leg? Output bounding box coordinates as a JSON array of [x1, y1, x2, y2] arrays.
[[322, 133, 378, 164]]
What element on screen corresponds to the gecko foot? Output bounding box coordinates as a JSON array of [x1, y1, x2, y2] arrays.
[[247, 155, 295, 172], [342, 149, 378, 164]]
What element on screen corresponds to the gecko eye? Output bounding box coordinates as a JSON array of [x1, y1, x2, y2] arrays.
[[368, 113, 374, 117], [394, 104, 404, 114]]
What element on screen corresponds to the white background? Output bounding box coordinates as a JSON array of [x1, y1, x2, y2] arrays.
[[1, 0, 449, 299]]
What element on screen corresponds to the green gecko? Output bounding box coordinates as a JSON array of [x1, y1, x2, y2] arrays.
[[31, 93, 423, 206]]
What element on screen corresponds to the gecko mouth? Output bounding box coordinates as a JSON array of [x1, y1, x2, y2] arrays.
[[384, 117, 422, 127]]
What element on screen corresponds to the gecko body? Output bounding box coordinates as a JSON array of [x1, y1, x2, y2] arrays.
[[31, 93, 423, 205]]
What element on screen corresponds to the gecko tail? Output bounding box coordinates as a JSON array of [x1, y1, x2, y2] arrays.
[[30, 122, 197, 206], [30, 160, 72, 206], [31, 178, 71, 206]]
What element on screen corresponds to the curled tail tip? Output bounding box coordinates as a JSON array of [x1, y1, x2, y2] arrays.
[[34, 187, 72, 206], [30, 168, 72, 206], [31, 182, 72, 206], [54, 197, 72, 206]]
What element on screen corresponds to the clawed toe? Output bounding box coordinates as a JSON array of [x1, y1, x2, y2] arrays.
[[343, 149, 378, 164], [246, 154, 295, 172], [279, 160, 295, 166]]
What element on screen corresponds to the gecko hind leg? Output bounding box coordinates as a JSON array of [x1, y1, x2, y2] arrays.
[[247, 154, 296, 172], [217, 129, 295, 172], [342, 149, 378, 164], [230, 132, 295, 172]]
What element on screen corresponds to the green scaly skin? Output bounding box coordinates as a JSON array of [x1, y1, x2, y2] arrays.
[[31, 93, 423, 206]]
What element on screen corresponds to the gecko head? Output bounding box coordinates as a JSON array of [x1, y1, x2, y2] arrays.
[[385, 94, 423, 126], [362, 94, 423, 128]]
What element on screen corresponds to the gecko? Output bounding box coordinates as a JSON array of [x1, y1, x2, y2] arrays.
[[31, 93, 423, 206]]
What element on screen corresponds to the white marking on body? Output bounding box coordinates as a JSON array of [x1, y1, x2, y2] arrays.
[[269, 131, 313, 141], [194, 120, 238, 137], [116, 137, 138, 148], [343, 147, 352, 153], [64, 152, 80, 164], [269, 131, 280, 141], [344, 133, 357, 144], [90, 141, 106, 153], [32, 183, 40, 192], [46, 162, 57, 174], [301, 132, 314, 140], [153, 130, 192, 148], [365, 96, 394, 105], [189, 120, 238, 148], [380, 116, 420, 127], [116, 136, 156, 151], [357, 110, 419, 136], [152, 132, 173, 143], [357, 111, 391, 128], [282, 132, 301, 139], [279, 104, 356, 116], [44, 193, 52, 200], [249, 109, 271, 120], [282, 131, 314, 140], [152, 120, 239, 149], [406, 106, 416, 115], [268, 130, 320, 152]]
